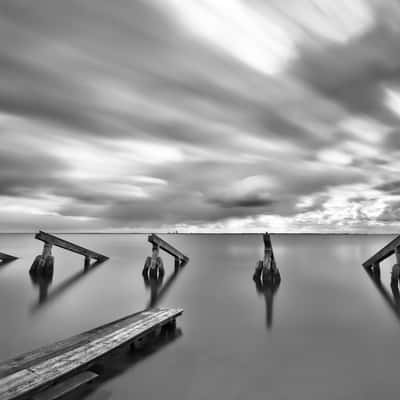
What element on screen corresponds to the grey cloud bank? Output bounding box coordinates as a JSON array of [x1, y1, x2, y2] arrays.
[[1, 0, 400, 232]]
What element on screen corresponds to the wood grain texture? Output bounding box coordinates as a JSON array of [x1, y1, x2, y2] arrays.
[[0, 308, 182, 400]]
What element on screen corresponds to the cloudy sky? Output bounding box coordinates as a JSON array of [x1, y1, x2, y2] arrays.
[[1, 0, 400, 232]]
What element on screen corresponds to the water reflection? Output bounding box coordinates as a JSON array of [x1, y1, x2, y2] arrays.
[[29, 270, 54, 304], [30, 260, 103, 310], [143, 262, 184, 309], [253, 272, 281, 329], [76, 327, 183, 400], [363, 265, 400, 321]]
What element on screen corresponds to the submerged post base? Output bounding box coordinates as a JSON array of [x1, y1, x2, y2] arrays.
[[29, 254, 54, 276]]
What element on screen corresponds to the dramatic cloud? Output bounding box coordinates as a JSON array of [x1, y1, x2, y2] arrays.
[[1, 0, 400, 232]]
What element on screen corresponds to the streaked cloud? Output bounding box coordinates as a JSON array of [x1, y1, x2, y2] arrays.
[[1, 0, 400, 232]]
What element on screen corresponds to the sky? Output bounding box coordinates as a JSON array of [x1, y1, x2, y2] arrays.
[[1, 0, 400, 233]]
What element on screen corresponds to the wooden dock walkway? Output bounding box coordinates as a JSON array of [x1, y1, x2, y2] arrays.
[[0, 308, 182, 400]]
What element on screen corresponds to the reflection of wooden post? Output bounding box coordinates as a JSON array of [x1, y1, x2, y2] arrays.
[[265, 288, 274, 329]]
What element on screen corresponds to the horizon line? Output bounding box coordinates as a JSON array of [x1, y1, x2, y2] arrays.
[[0, 232, 396, 235]]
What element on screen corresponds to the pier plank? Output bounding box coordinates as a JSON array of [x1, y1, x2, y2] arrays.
[[0, 310, 151, 377], [0, 308, 182, 400]]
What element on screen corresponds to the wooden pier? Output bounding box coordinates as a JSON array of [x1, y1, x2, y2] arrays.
[[143, 234, 189, 279], [30, 231, 108, 276], [0, 253, 18, 264], [0, 308, 182, 400]]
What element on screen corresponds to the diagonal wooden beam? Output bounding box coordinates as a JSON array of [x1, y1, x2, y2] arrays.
[[35, 231, 108, 262], [362, 234, 400, 268]]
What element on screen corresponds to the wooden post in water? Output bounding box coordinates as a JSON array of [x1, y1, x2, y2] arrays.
[[373, 262, 380, 280], [253, 232, 281, 329], [362, 234, 400, 288], [143, 234, 189, 280], [30, 231, 108, 276], [30, 242, 54, 276], [254, 232, 280, 284], [391, 247, 400, 284]]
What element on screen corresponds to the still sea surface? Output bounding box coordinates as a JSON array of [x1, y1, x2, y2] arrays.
[[0, 234, 399, 399]]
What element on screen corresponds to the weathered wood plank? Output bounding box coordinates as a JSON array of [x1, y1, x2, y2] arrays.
[[0, 310, 149, 377], [32, 371, 98, 400], [363, 234, 400, 267], [35, 231, 108, 262], [0, 253, 18, 263], [0, 308, 182, 400], [148, 234, 189, 264]]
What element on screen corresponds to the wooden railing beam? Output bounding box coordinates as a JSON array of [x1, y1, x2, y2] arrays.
[[35, 231, 108, 262], [148, 234, 189, 265], [362, 234, 400, 268]]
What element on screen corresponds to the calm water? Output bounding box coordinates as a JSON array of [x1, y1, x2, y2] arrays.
[[0, 234, 399, 399]]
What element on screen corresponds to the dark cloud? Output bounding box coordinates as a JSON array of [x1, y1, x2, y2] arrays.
[[292, 21, 400, 126], [375, 180, 400, 194], [209, 195, 275, 209]]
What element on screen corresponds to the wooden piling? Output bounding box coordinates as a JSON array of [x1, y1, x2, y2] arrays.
[[143, 234, 189, 279], [31, 231, 108, 275], [254, 232, 280, 284]]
